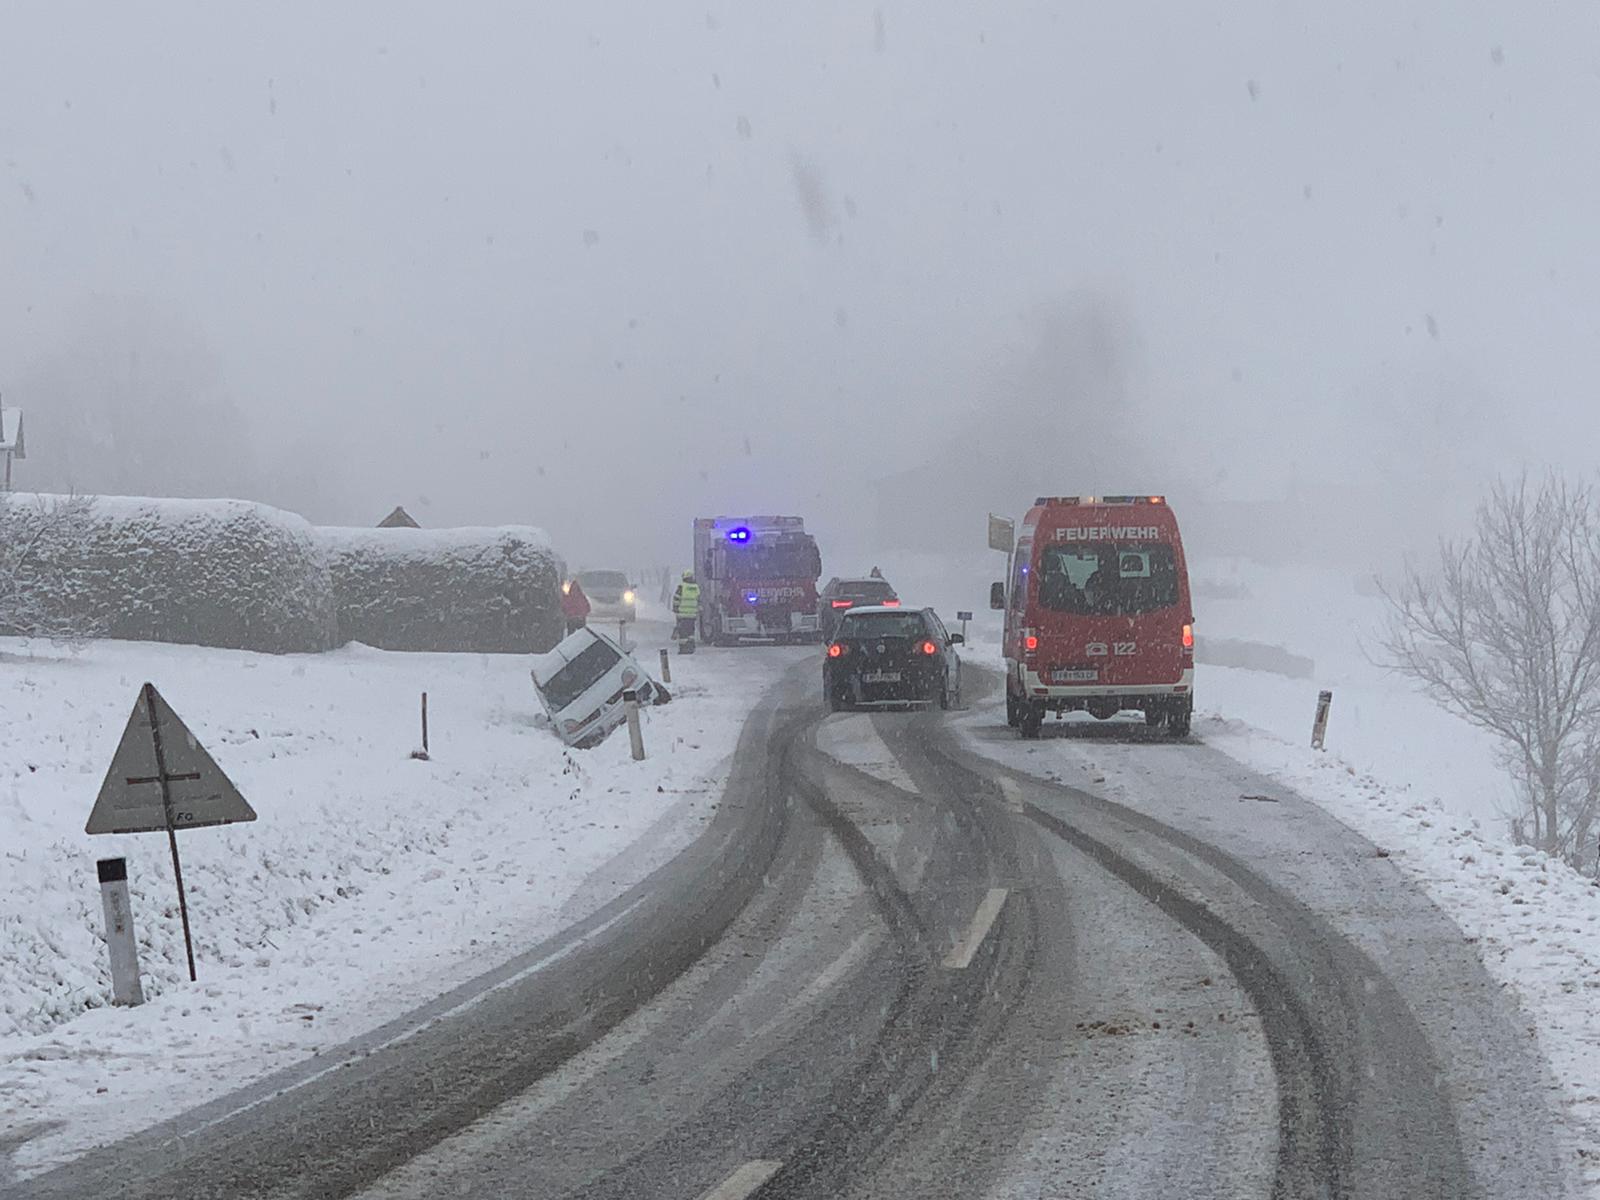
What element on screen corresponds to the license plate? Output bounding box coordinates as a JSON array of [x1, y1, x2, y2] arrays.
[[1053, 668, 1098, 682], [863, 671, 902, 683]]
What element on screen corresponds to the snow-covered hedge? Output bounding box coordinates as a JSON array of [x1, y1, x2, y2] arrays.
[[1, 494, 339, 653], [323, 525, 564, 654]]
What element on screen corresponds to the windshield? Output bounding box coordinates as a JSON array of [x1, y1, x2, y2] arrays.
[[538, 638, 621, 710], [727, 544, 819, 580], [1037, 543, 1179, 615], [836, 611, 928, 639], [577, 571, 629, 590]]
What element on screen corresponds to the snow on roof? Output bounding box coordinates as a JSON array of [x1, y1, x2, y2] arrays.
[[319, 523, 553, 557]]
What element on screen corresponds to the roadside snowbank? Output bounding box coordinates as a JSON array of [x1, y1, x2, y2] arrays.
[[0, 631, 797, 1174]]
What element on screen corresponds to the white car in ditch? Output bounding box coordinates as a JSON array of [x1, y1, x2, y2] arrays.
[[531, 626, 669, 748]]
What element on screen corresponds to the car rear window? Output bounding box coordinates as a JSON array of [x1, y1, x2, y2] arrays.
[[836, 611, 927, 639], [578, 571, 629, 589], [538, 638, 621, 709], [1037, 543, 1180, 615]]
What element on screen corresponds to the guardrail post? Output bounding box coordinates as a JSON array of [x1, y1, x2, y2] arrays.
[[97, 857, 145, 1006], [658, 648, 672, 684], [1311, 689, 1333, 750], [623, 690, 646, 761]]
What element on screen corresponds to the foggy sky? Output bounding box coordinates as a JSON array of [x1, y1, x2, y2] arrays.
[[4, 2, 1597, 568]]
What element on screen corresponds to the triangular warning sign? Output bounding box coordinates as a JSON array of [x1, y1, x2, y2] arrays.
[[86, 684, 257, 835]]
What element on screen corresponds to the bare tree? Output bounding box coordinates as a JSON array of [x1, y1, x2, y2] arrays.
[[0, 492, 103, 643], [1380, 474, 1600, 868]]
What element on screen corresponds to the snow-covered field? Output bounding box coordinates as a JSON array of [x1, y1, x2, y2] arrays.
[[0, 628, 797, 1175]]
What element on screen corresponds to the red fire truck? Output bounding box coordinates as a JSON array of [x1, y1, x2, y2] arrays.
[[991, 495, 1195, 738], [693, 516, 824, 645]]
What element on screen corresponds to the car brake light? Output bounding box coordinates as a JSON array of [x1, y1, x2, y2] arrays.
[[827, 643, 845, 658], [920, 640, 938, 656], [1025, 635, 1038, 651], [831, 599, 853, 608], [881, 599, 900, 607], [1182, 623, 1194, 649]]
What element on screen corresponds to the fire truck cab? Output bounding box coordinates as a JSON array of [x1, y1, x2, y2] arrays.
[[693, 515, 824, 645], [991, 495, 1195, 738]]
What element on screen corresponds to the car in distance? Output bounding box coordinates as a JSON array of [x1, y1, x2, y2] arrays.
[[575, 569, 637, 623], [531, 626, 666, 748], [823, 605, 962, 712], [817, 574, 900, 639]]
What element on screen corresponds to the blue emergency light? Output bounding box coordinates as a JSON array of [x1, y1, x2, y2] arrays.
[[745, 591, 759, 605], [726, 526, 752, 543]]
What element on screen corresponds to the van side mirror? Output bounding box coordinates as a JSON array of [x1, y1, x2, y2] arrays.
[[989, 581, 1006, 610]]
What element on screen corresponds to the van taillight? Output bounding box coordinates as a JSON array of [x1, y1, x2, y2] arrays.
[[1182, 624, 1194, 649]]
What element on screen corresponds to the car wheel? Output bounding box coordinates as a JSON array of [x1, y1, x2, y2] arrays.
[[1019, 701, 1045, 739], [1168, 699, 1193, 738]]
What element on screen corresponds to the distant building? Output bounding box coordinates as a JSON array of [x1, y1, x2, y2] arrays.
[[0, 400, 24, 491], [377, 505, 420, 529]]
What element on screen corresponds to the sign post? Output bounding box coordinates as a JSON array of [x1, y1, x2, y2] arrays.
[[86, 683, 256, 982], [96, 857, 144, 1006], [1311, 689, 1333, 750]]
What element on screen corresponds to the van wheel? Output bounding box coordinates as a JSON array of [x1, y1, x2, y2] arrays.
[[1005, 692, 1020, 727], [1019, 701, 1045, 739], [1168, 700, 1193, 737]]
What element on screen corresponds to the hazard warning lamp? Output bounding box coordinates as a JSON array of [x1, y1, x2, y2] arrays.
[[919, 640, 939, 656], [827, 643, 846, 658]]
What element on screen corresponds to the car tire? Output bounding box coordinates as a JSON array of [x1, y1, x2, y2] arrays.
[[1019, 701, 1045, 739], [938, 679, 951, 710], [1168, 700, 1193, 737]]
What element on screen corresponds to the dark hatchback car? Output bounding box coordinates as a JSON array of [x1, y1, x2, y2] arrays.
[[824, 606, 962, 711], [818, 575, 900, 639]]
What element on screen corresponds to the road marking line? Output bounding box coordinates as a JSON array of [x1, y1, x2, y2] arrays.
[[942, 887, 1009, 969], [698, 1159, 784, 1200], [996, 776, 1025, 813]]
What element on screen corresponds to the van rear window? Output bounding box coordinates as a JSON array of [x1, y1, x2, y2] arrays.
[[1037, 544, 1179, 615]]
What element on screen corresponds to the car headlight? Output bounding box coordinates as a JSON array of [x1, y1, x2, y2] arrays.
[[623, 590, 636, 605]]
